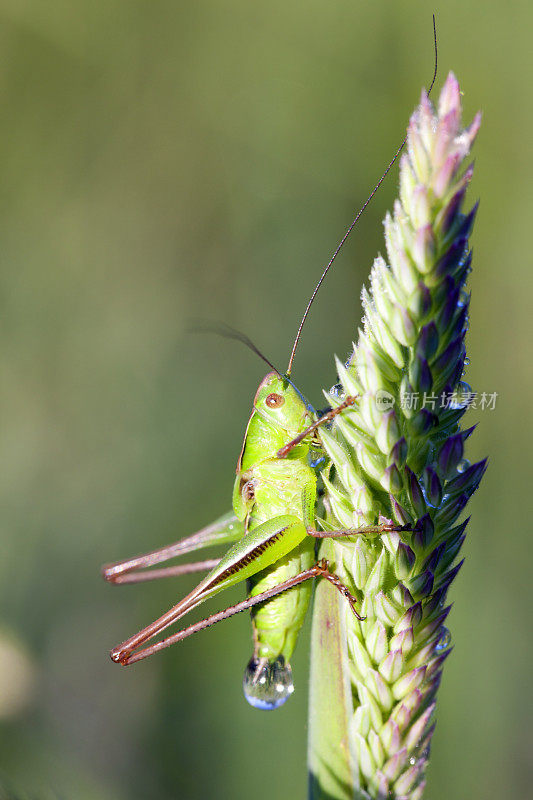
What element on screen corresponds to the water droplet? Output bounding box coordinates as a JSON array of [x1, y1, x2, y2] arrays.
[[456, 458, 471, 474], [464, 356, 470, 366], [448, 397, 466, 411], [448, 381, 473, 410], [457, 289, 470, 308], [408, 741, 431, 768], [421, 486, 435, 509], [329, 383, 345, 399], [243, 656, 294, 710], [309, 454, 326, 469], [435, 626, 452, 653]]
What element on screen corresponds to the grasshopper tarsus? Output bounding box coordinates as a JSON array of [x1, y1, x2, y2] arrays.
[[110, 648, 127, 665], [313, 559, 365, 621]]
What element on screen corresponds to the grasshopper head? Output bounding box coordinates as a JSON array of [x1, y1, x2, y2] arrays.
[[253, 372, 310, 437], [234, 371, 313, 483]]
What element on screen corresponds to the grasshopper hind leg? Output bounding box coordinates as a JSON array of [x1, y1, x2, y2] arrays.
[[102, 511, 243, 584]]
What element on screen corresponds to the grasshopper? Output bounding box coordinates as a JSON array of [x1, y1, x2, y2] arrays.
[[103, 20, 437, 710], [102, 347, 398, 710]]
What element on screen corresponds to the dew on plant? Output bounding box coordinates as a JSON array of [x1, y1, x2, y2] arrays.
[[435, 626, 452, 652], [448, 381, 473, 409], [457, 288, 470, 308], [243, 656, 294, 710], [329, 383, 346, 399], [422, 488, 436, 508]]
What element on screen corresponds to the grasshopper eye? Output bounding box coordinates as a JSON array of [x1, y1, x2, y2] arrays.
[[266, 393, 284, 408]]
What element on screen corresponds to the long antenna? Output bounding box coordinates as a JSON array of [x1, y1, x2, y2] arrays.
[[286, 14, 438, 376], [190, 321, 314, 408], [191, 321, 283, 376]]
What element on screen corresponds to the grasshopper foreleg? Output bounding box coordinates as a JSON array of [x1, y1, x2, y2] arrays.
[[276, 395, 359, 459]]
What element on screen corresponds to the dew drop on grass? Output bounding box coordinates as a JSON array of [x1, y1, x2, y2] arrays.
[[329, 383, 345, 399], [448, 381, 473, 410], [435, 626, 452, 652], [456, 458, 471, 473], [243, 656, 294, 710], [457, 288, 470, 308]]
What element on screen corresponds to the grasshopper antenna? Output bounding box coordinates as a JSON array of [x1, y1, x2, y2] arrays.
[[286, 14, 438, 376], [191, 320, 314, 408], [190, 321, 284, 377]]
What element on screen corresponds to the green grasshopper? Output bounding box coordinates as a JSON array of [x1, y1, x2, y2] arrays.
[[102, 298, 404, 714], [102, 348, 393, 710], [103, 22, 437, 709]]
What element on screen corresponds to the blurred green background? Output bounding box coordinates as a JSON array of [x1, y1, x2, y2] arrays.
[[0, 1, 530, 798]]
